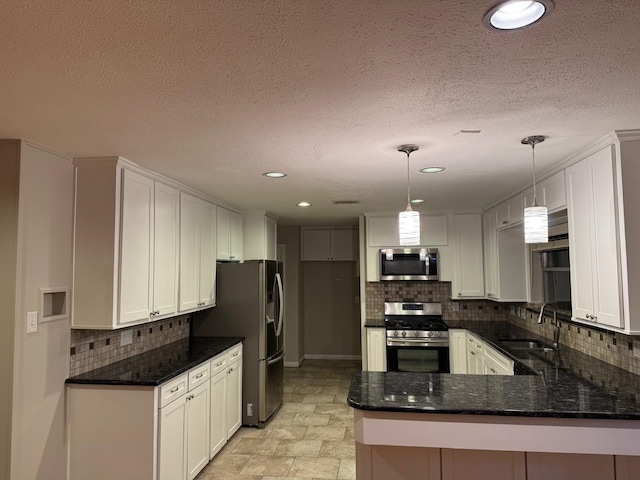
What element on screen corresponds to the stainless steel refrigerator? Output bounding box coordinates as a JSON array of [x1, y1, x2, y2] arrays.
[[191, 260, 284, 427]]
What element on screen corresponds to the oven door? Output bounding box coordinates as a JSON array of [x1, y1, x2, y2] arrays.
[[386, 340, 450, 373]]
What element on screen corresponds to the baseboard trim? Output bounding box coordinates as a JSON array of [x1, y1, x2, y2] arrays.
[[284, 361, 300, 367], [303, 354, 362, 361]]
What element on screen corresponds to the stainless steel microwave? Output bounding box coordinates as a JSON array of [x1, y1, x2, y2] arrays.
[[380, 248, 439, 281]]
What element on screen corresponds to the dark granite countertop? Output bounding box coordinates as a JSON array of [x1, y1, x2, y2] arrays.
[[66, 336, 243, 386], [364, 318, 385, 328], [349, 321, 640, 420]]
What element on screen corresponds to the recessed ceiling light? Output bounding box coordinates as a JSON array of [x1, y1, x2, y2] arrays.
[[483, 1, 554, 31], [410, 199, 424, 204], [420, 166, 446, 174], [297, 201, 312, 207], [263, 172, 287, 178]]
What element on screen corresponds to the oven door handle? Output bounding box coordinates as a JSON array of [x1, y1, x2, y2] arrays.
[[387, 338, 449, 346]]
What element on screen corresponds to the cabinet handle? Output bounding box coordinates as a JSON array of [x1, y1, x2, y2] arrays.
[[502, 220, 508, 224], [470, 351, 476, 356], [186, 394, 194, 401], [490, 368, 497, 374], [216, 361, 224, 367], [232, 352, 238, 358], [170, 386, 180, 394], [228, 368, 234, 374], [195, 372, 204, 379]]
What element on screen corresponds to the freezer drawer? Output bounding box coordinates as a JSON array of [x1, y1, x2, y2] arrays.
[[259, 349, 284, 423]]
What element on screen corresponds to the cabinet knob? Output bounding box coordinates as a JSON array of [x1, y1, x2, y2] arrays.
[[502, 220, 508, 225]]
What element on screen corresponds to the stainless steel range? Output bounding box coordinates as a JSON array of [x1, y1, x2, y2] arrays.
[[384, 302, 450, 373]]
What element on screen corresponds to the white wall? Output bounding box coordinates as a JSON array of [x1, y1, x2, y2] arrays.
[[10, 142, 73, 480], [0, 141, 20, 480]]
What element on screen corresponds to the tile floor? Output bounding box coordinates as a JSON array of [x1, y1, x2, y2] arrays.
[[196, 359, 361, 480]]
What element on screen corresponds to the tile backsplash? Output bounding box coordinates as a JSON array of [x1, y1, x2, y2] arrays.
[[365, 281, 507, 322], [366, 280, 640, 377], [69, 314, 190, 376], [505, 306, 640, 376]]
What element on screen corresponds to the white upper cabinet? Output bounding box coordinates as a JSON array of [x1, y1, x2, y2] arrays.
[[452, 214, 485, 299], [496, 194, 524, 228], [367, 214, 448, 247], [153, 182, 180, 317], [566, 145, 623, 329], [243, 214, 277, 261], [484, 207, 527, 303], [216, 206, 243, 262], [119, 169, 154, 324], [72, 159, 179, 329], [179, 193, 216, 312], [301, 228, 357, 261]]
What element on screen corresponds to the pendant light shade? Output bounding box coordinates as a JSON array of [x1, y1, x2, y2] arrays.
[[398, 144, 420, 246], [522, 135, 548, 244], [524, 205, 548, 243]]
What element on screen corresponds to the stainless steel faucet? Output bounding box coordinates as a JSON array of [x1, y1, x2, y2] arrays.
[[537, 303, 561, 348]]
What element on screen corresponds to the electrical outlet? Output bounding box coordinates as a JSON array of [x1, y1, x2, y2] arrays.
[[452, 302, 460, 312], [120, 329, 133, 346], [26, 311, 38, 334], [633, 340, 640, 358], [247, 403, 253, 417]]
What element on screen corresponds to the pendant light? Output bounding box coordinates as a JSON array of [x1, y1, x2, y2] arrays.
[[398, 144, 420, 246], [521, 135, 548, 244]]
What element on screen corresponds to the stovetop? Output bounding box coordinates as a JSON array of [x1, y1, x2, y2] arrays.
[[384, 302, 447, 332]]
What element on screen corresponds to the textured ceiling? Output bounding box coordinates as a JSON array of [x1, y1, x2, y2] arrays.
[[1, 0, 639, 225]]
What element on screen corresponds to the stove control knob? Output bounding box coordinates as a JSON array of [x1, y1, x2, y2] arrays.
[[401, 331, 407, 337], [432, 331, 439, 337], [414, 331, 420, 337], [394, 331, 399, 337], [427, 331, 433, 337]]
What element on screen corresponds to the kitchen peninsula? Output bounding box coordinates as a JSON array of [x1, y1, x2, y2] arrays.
[[349, 322, 640, 480]]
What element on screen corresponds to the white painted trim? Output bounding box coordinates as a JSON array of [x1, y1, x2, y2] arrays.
[[354, 410, 640, 456], [284, 361, 300, 368], [304, 354, 362, 361]]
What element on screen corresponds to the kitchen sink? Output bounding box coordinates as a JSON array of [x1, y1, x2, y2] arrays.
[[499, 339, 556, 352]]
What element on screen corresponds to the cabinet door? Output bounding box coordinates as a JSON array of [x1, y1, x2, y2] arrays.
[[589, 149, 622, 328], [154, 183, 179, 316], [227, 359, 243, 437], [209, 369, 227, 459], [187, 381, 210, 480], [119, 169, 154, 324], [507, 194, 524, 225], [198, 201, 216, 308], [442, 449, 526, 480], [302, 228, 332, 260], [158, 395, 187, 480], [216, 206, 231, 261], [229, 211, 243, 261], [495, 224, 527, 302], [527, 452, 614, 480], [484, 211, 498, 299], [452, 214, 485, 298], [540, 170, 566, 212], [566, 146, 623, 328], [179, 193, 199, 312], [331, 229, 356, 261], [449, 330, 467, 374], [265, 215, 277, 261], [366, 328, 387, 372]]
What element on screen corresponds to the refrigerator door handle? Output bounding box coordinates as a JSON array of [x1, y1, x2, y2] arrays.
[[275, 272, 284, 337], [267, 350, 285, 366]]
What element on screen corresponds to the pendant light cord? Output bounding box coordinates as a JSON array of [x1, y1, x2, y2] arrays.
[[531, 143, 538, 207], [406, 151, 412, 210]]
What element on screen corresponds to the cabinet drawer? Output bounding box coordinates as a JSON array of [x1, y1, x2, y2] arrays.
[[159, 373, 188, 408], [485, 346, 514, 374], [210, 352, 227, 376], [189, 362, 211, 391], [227, 343, 243, 364]]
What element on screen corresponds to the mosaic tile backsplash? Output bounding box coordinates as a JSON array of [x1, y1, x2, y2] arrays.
[[70, 314, 190, 376], [365, 281, 507, 323], [366, 280, 640, 376]]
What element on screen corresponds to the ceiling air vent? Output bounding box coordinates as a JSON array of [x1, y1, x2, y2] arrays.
[[333, 200, 360, 205]]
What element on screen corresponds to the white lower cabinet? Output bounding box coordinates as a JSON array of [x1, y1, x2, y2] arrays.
[[456, 331, 514, 376], [68, 342, 243, 480], [366, 328, 387, 372], [209, 344, 243, 461], [227, 345, 243, 437]]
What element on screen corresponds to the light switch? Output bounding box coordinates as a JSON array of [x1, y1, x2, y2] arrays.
[[26, 311, 38, 333]]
